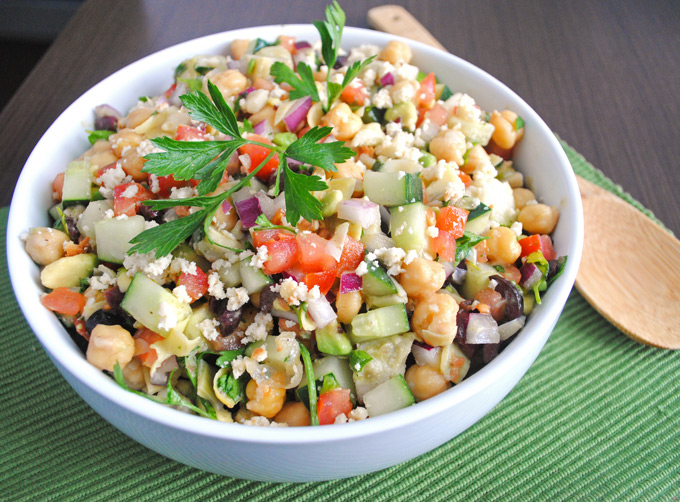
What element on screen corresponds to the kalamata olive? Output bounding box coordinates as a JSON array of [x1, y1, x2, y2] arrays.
[[333, 55, 348, 69], [490, 274, 524, 321], [138, 204, 160, 222], [85, 309, 127, 334], [210, 296, 228, 316], [94, 115, 119, 132], [105, 286, 125, 310], [259, 283, 280, 314], [218, 307, 243, 336], [482, 343, 500, 364], [65, 216, 81, 242]]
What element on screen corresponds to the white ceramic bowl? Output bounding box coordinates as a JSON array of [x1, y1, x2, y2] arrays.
[[7, 25, 583, 482]]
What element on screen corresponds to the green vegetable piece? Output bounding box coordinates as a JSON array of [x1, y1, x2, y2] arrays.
[[316, 320, 352, 356], [320, 373, 341, 394], [349, 350, 373, 372], [40, 253, 97, 290], [299, 343, 319, 426], [384, 101, 417, 130], [273, 132, 298, 148], [418, 152, 436, 167], [87, 129, 114, 145]]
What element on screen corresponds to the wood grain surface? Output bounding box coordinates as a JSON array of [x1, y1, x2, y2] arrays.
[[1, 0, 678, 235]]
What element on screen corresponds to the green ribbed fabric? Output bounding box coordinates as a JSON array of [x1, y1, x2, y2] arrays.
[[1, 140, 678, 500]]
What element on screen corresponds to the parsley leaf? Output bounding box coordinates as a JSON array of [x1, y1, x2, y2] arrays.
[[215, 347, 245, 368], [455, 231, 488, 264], [180, 80, 242, 139], [254, 213, 297, 234], [285, 126, 353, 172], [270, 61, 320, 102], [299, 343, 319, 426], [349, 349, 373, 372], [327, 56, 375, 105], [282, 159, 327, 226], [143, 137, 234, 179], [177, 77, 203, 92], [128, 210, 206, 257], [87, 129, 115, 145], [314, 0, 345, 71]]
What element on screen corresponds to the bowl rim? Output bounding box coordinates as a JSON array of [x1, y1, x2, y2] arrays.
[[7, 24, 583, 444]]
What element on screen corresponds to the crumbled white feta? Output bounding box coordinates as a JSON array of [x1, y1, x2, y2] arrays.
[[169, 186, 196, 200], [279, 278, 320, 306], [172, 284, 193, 304], [148, 174, 161, 194], [136, 139, 164, 157], [510, 221, 523, 237], [393, 62, 419, 82], [371, 88, 393, 109], [97, 164, 131, 189], [198, 318, 220, 341], [348, 406, 369, 421], [123, 252, 173, 283], [242, 312, 273, 343], [347, 44, 380, 64], [157, 300, 178, 331], [207, 272, 227, 300], [251, 245, 269, 269], [89, 265, 117, 291], [426, 225, 439, 238], [226, 287, 249, 311]]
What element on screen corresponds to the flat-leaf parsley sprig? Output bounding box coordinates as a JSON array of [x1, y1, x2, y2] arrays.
[[128, 79, 354, 258], [270, 1, 374, 112]]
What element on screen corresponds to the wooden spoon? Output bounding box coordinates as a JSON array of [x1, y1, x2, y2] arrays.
[[369, 5, 680, 349]]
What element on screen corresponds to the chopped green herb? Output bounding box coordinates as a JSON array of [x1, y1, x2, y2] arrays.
[[439, 84, 453, 101], [174, 62, 188, 79], [216, 347, 245, 368], [349, 350, 373, 372], [177, 77, 203, 92], [194, 66, 214, 76], [493, 265, 506, 273], [87, 129, 115, 145], [455, 231, 488, 264], [515, 115, 525, 130], [320, 373, 341, 394], [299, 343, 319, 425]]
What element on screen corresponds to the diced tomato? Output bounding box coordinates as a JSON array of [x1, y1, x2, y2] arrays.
[[64, 236, 92, 257], [335, 236, 364, 277], [519, 234, 556, 261], [340, 81, 367, 106], [113, 182, 154, 217], [436, 206, 469, 239], [304, 269, 337, 295], [278, 35, 297, 54], [52, 172, 64, 201], [177, 267, 209, 302], [238, 135, 280, 181], [317, 388, 353, 425], [417, 72, 437, 109], [155, 173, 188, 197], [41, 287, 86, 316], [95, 162, 117, 180], [163, 82, 177, 99], [253, 229, 298, 275], [430, 229, 457, 262], [296, 232, 337, 273], [426, 103, 449, 126], [175, 124, 211, 142], [134, 328, 165, 367], [458, 172, 472, 187], [74, 319, 89, 341]]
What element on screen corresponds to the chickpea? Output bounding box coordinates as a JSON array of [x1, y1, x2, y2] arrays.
[[389, 80, 419, 103], [86, 324, 135, 372], [336, 290, 363, 324], [274, 402, 311, 427], [25, 227, 69, 265], [489, 110, 517, 150], [210, 69, 248, 98], [405, 364, 451, 401], [399, 257, 446, 300], [461, 144, 490, 174], [125, 107, 154, 129], [500, 109, 524, 142], [92, 140, 113, 153], [474, 288, 505, 322], [119, 150, 147, 181], [486, 226, 521, 265], [245, 377, 286, 418], [88, 150, 118, 170], [518, 203, 560, 234], [428, 129, 466, 165], [412, 292, 459, 346], [252, 76, 274, 91], [109, 129, 143, 157], [506, 170, 524, 188], [379, 40, 412, 64], [249, 105, 276, 129], [513, 187, 536, 209], [320, 103, 363, 141], [230, 39, 250, 60], [328, 159, 365, 182], [121, 356, 145, 390]]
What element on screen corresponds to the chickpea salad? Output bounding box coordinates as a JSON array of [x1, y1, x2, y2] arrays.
[[25, 2, 566, 427]]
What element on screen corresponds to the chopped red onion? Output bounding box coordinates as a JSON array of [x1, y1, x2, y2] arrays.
[[234, 196, 262, 228], [340, 273, 362, 294], [520, 263, 543, 289], [253, 119, 273, 138], [450, 266, 467, 286], [441, 260, 455, 278], [271, 308, 299, 322], [221, 199, 233, 214], [337, 199, 380, 228], [282, 269, 303, 282], [466, 313, 500, 344], [94, 104, 122, 120], [283, 96, 312, 132], [412, 342, 442, 367], [294, 41, 312, 50], [498, 315, 526, 341], [380, 72, 394, 86], [306, 296, 337, 329], [149, 356, 179, 385]]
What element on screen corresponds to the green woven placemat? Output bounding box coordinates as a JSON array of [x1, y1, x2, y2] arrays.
[[1, 141, 679, 501]]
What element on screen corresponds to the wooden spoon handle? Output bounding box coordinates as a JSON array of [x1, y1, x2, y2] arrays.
[[367, 5, 446, 50]]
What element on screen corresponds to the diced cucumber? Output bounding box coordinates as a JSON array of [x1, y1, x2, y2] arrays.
[[448, 116, 495, 146], [94, 215, 145, 264], [365, 279, 407, 309], [316, 320, 352, 356], [121, 273, 192, 336], [214, 259, 241, 288], [362, 258, 398, 296], [465, 202, 491, 235], [62, 161, 92, 207], [389, 202, 428, 252], [353, 332, 415, 400], [239, 256, 272, 294], [77, 200, 112, 240], [461, 260, 498, 299], [350, 304, 410, 343], [385, 101, 417, 130], [194, 227, 242, 261], [363, 171, 423, 207], [40, 253, 97, 289], [362, 375, 414, 417], [313, 356, 355, 397], [184, 303, 214, 340], [48, 203, 62, 222]]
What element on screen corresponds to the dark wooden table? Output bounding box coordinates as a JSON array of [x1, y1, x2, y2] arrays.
[[2, 0, 679, 234]]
